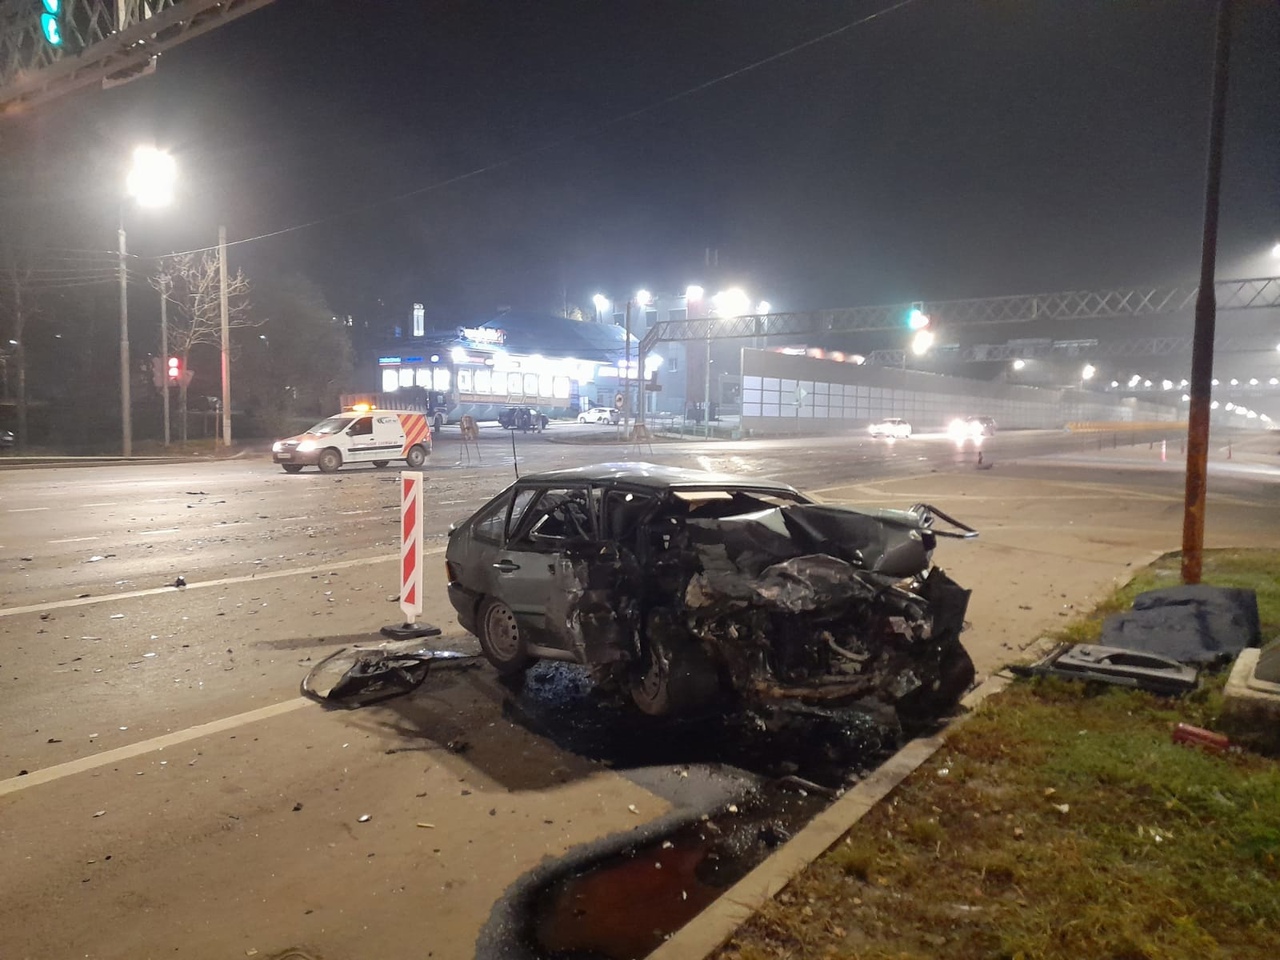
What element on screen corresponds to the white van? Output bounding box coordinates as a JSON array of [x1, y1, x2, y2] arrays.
[[272, 406, 432, 474]]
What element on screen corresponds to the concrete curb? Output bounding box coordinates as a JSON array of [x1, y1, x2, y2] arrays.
[[645, 664, 1028, 960]]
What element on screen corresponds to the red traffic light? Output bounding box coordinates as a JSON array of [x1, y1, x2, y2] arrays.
[[166, 357, 181, 380]]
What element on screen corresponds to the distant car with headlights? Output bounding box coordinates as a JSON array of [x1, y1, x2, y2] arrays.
[[272, 406, 431, 473], [868, 417, 912, 439], [0, 429, 13, 450], [578, 406, 619, 425], [949, 415, 996, 439]]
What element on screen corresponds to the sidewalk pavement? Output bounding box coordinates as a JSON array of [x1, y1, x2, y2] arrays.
[[1, 458, 1277, 959]]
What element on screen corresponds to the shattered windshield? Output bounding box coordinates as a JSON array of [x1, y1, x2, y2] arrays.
[[305, 416, 354, 436]]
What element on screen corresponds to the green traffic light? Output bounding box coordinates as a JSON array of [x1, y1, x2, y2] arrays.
[[908, 308, 930, 330], [40, 13, 63, 47]]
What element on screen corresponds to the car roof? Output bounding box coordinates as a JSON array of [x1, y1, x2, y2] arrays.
[[515, 462, 803, 494]]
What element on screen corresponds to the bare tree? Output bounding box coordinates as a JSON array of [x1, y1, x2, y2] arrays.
[[152, 251, 255, 442]]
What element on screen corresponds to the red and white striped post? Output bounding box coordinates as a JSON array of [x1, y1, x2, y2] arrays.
[[380, 470, 441, 640]]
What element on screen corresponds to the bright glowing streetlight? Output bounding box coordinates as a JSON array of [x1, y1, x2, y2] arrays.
[[126, 146, 177, 209], [712, 287, 750, 318], [635, 289, 652, 307], [118, 145, 177, 457], [685, 285, 704, 301], [910, 329, 935, 356], [756, 301, 772, 315], [1272, 241, 1280, 258], [591, 293, 609, 319], [1012, 359, 1026, 371], [1082, 363, 1096, 381]]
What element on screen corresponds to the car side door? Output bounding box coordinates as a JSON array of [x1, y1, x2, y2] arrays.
[[343, 415, 376, 462], [492, 484, 600, 649]]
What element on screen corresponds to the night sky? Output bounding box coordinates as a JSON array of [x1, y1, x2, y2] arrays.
[[5, 0, 1279, 322]]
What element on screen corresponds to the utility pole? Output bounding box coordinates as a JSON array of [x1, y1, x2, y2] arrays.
[[219, 225, 231, 446], [704, 332, 712, 439], [159, 271, 171, 447], [118, 216, 131, 457], [1182, 0, 1233, 585]]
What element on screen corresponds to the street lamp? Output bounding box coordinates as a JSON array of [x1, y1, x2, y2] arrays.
[[591, 293, 609, 321], [120, 145, 177, 457], [910, 329, 935, 356], [686, 285, 704, 302], [635, 289, 652, 307], [1012, 359, 1026, 371], [1082, 363, 1096, 381]]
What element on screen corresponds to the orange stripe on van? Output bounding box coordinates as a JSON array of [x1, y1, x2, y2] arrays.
[[397, 413, 429, 457]]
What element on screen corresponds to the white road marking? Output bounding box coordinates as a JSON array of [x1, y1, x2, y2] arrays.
[[48, 536, 100, 544], [7, 507, 49, 513], [0, 548, 443, 619], [0, 698, 310, 797], [138, 528, 181, 536], [85, 502, 120, 507]]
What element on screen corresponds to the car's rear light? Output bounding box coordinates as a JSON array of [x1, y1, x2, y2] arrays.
[[445, 560, 458, 583]]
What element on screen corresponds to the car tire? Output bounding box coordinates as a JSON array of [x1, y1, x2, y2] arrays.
[[318, 448, 342, 473], [578, 415, 587, 423], [630, 613, 719, 716], [405, 444, 427, 469], [433, 413, 445, 434], [371, 460, 389, 468], [281, 464, 303, 474], [477, 598, 531, 677]]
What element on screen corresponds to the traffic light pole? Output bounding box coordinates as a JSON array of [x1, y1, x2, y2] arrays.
[[159, 276, 171, 447]]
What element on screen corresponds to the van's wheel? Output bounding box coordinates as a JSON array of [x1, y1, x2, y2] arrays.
[[405, 444, 427, 469], [432, 413, 445, 434], [281, 464, 303, 474], [477, 598, 531, 677], [630, 615, 719, 716], [317, 448, 342, 473], [371, 460, 389, 468]]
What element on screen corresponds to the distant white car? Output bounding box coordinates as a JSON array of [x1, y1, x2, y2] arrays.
[[869, 417, 912, 439], [578, 407, 619, 424]]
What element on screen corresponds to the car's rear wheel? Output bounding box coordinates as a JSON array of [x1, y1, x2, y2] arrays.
[[433, 413, 445, 434], [405, 444, 427, 469], [371, 460, 390, 468], [281, 464, 303, 474], [477, 598, 531, 676], [578, 415, 587, 423], [318, 448, 342, 473]]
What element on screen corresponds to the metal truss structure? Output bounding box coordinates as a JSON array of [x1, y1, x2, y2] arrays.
[[0, 0, 275, 115], [866, 335, 1275, 366], [640, 277, 1280, 352]]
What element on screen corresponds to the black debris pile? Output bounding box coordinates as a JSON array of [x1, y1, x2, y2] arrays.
[[302, 646, 479, 708]]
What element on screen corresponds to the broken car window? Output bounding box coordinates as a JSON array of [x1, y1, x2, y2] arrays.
[[517, 487, 596, 543], [604, 490, 656, 542]]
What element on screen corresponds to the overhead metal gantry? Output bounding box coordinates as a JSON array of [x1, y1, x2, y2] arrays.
[[865, 335, 1278, 367], [640, 276, 1280, 353], [0, 0, 275, 115]]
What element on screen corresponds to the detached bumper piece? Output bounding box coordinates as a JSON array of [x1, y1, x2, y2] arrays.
[[302, 647, 479, 708], [1012, 642, 1198, 696]]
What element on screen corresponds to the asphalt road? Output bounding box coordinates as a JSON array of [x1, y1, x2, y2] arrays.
[[0, 423, 1183, 608], [1, 421, 1266, 960]]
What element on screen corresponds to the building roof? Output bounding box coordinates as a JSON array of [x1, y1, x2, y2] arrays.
[[477, 312, 637, 363]]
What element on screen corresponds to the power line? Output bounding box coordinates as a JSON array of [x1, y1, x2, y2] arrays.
[[165, 0, 920, 258]]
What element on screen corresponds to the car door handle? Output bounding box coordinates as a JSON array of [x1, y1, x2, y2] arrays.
[[492, 560, 520, 573]]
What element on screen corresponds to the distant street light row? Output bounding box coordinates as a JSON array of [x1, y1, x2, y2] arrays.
[[589, 286, 773, 321]]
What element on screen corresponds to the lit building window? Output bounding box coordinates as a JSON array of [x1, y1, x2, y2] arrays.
[[475, 369, 491, 394], [412, 303, 425, 337], [539, 374, 553, 397], [507, 372, 522, 394], [399, 368, 414, 387], [434, 368, 451, 391], [415, 368, 431, 388], [382, 369, 399, 392], [458, 369, 473, 393], [523, 373, 538, 396], [553, 376, 571, 399]]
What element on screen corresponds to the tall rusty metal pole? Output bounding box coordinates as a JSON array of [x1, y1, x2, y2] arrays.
[[1182, 0, 1233, 585]]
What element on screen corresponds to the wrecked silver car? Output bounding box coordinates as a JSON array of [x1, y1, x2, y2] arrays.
[[445, 463, 977, 723]]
